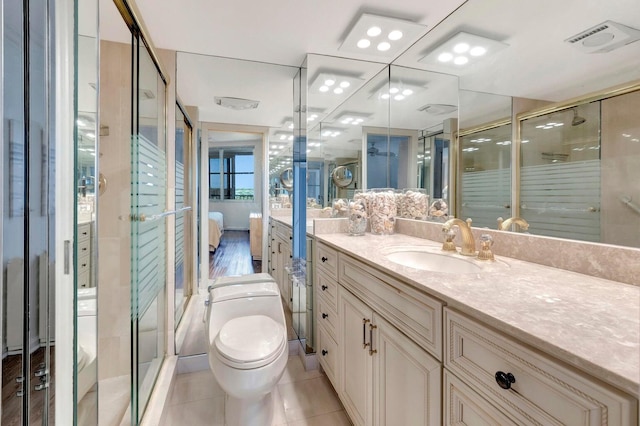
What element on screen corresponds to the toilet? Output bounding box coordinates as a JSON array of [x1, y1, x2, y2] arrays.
[[205, 276, 288, 426]]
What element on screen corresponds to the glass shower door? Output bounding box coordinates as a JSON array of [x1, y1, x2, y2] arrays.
[[130, 31, 167, 422], [2, 0, 56, 423]]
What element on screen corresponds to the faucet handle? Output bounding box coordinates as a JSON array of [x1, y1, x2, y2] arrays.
[[477, 234, 495, 261], [442, 227, 457, 252]]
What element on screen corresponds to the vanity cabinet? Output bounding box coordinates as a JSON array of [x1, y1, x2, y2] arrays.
[[338, 285, 442, 426], [270, 220, 292, 309], [77, 222, 93, 288], [444, 308, 638, 426], [315, 243, 340, 387], [314, 239, 638, 426], [314, 240, 443, 426]]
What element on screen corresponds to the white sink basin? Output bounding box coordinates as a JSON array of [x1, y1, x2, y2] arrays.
[[386, 250, 480, 273]]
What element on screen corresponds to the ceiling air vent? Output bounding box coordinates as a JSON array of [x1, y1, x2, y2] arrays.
[[565, 20, 640, 53], [214, 97, 260, 110], [418, 104, 457, 115]]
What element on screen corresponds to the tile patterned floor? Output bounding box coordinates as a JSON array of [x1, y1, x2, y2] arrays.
[[161, 356, 351, 425]]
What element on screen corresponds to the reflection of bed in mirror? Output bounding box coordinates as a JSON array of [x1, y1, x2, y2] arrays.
[[208, 211, 224, 251]]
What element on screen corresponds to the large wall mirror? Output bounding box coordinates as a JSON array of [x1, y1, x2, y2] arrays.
[[390, 0, 640, 248]]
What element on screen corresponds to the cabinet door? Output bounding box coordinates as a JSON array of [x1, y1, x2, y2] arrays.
[[283, 241, 292, 310], [373, 313, 442, 426], [339, 288, 374, 426]]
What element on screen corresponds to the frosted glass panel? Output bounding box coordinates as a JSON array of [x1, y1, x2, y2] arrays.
[[132, 135, 167, 318]]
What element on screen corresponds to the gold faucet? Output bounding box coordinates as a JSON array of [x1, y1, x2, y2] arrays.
[[497, 216, 529, 232], [442, 218, 476, 256]]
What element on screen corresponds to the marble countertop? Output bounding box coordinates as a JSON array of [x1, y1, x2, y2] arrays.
[[314, 232, 640, 396], [270, 215, 314, 235]]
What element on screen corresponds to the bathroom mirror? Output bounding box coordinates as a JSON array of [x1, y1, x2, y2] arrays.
[[306, 54, 387, 207], [458, 90, 513, 228], [391, 0, 640, 248], [176, 52, 298, 356], [76, 0, 99, 422], [331, 166, 353, 188]]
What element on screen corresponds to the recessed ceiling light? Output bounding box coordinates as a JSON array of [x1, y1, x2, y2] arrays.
[[310, 72, 364, 95], [367, 26, 382, 37], [438, 52, 453, 62], [357, 39, 371, 49], [420, 32, 508, 70], [339, 13, 427, 57], [470, 46, 487, 56], [381, 93, 390, 100], [388, 30, 403, 41], [453, 43, 469, 53], [389, 87, 399, 94], [402, 89, 413, 96], [394, 94, 405, 101]]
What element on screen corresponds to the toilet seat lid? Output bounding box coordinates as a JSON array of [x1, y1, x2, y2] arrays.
[[215, 315, 285, 369]]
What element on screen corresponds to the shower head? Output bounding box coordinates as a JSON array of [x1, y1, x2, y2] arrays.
[[572, 108, 586, 126]]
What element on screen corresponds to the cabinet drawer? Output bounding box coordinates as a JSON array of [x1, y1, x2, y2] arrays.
[[78, 270, 91, 288], [317, 323, 338, 388], [317, 296, 338, 341], [444, 308, 637, 426], [316, 243, 338, 280], [339, 255, 442, 360], [78, 254, 91, 275], [316, 270, 338, 311], [443, 369, 517, 426], [78, 237, 91, 257], [78, 223, 91, 242]]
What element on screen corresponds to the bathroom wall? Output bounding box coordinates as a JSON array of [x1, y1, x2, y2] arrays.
[[97, 40, 133, 383], [601, 90, 640, 247]]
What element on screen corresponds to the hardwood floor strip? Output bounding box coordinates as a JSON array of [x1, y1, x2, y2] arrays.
[[210, 231, 262, 279]]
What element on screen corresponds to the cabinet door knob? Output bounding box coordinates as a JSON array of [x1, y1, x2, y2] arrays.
[[495, 371, 516, 390], [322, 349, 328, 356], [321, 256, 328, 262], [322, 313, 328, 319], [321, 285, 328, 291]]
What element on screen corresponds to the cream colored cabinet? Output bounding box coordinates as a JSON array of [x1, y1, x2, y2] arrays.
[[338, 287, 373, 426], [338, 286, 442, 426], [444, 308, 638, 426], [77, 222, 93, 288], [270, 222, 292, 309], [315, 243, 341, 389]]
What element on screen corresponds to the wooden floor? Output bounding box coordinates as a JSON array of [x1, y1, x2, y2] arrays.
[[2, 347, 55, 426], [209, 231, 261, 279]]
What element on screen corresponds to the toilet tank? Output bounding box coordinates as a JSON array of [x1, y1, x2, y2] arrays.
[[206, 282, 285, 344]]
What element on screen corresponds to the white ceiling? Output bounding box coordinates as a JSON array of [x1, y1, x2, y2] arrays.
[[119, 0, 467, 67], [99, 0, 640, 166]]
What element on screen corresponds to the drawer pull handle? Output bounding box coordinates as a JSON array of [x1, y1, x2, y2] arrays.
[[495, 371, 516, 390], [322, 313, 328, 319], [369, 324, 377, 356], [322, 349, 328, 356], [321, 256, 328, 262], [362, 318, 371, 348], [321, 285, 328, 291]]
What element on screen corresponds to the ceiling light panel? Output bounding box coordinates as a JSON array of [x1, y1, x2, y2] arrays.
[[319, 126, 344, 138], [420, 32, 508, 68], [309, 72, 364, 96], [333, 111, 371, 125], [370, 80, 426, 101], [339, 13, 427, 58], [273, 131, 294, 141]]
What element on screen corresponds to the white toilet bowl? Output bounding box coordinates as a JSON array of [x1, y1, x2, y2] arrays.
[[206, 278, 287, 426]]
